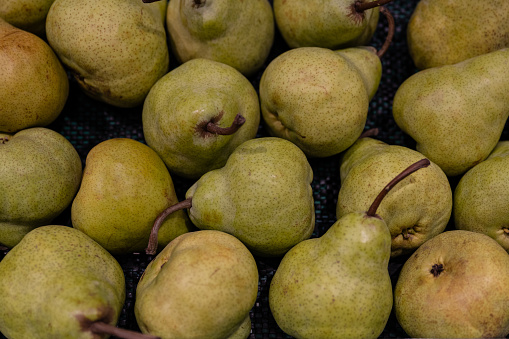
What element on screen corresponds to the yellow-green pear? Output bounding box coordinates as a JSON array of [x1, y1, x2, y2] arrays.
[[0, 0, 56, 36], [135, 230, 258, 339], [393, 48, 509, 177], [454, 141, 509, 251], [407, 0, 509, 69], [45, 0, 169, 108], [337, 137, 452, 257], [166, 0, 274, 77], [71, 138, 192, 255], [0, 18, 68, 133], [0, 128, 82, 248]]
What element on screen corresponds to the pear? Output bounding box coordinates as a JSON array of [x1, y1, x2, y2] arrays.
[[259, 46, 379, 158], [0, 127, 82, 248], [337, 137, 452, 257], [392, 48, 509, 177], [146, 137, 315, 257], [454, 141, 509, 251], [71, 138, 192, 255], [273, 0, 380, 49], [142, 58, 260, 180], [407, 0, 509, 69], [394, 230, 509, 338], [0, 0, 56, 36], [166, 0, 274, 77], [0, 18, 68, 133], [45, 0, 169, 108], [269, 159, 430, 339], [135, 230, 258, 339]]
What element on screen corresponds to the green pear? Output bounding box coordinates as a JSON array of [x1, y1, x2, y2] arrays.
[[454, 141, 509, 251], [0, 225, 126, 339], [273, 0, 379, 49], [71, 138, 192, 255], [146, 137, 315, 257], [407, 0, 509, 69], [392, 48, 509, 177], [0, 0, 56, 36], [0, 128, 82, 248], [394, 230, 509, 338], [166, 0, 274, 77], [135, 230, 258, 339], [259, 46, 379, 158], [0, 18, 68, 133], [269, 159, 430, 339], [142, 58, 260, 180], [45, 0, 169, 108], [337, 137, 452, 257]]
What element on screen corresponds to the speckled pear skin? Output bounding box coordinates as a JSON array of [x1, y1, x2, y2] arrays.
[[166, 0, 274, 77], [273, 0, 379, 49], [185, 137, 315, 257], [407, 0, 509, 70], [135, 230, 258, 339], [337, 137, 452, 257], [0, 128, 82, 248], [269, 212, 392, 339], [71, 138, 193, 255], [392, 48, 509, 177], [0, 0, 55, 36], [394, 230, 509, 338], [45, 0, 169, 108], [454, 141, 509, 251], [0, 225, 126, 339], [0, 19, 68, 133], [259, 47, 369, 158], [143, 58, 260, 180]]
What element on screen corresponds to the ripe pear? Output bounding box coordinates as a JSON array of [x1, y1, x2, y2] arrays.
[[273, 0, 379, 49], [135, 230, 259, 339], [454, 141, 509, 251], [407, 0, 509, 69], [392, 48, 509, 177], [45, 0, 169, 108], [394, 230, 509, 338], [71, 138, 192, 255], [259, 46, 379, 158], [0, 18, 68, 133], [142, 58, 260, 180], [146, 137, 315, 257], [337, 137, 452, 257], [0, 128, 82, 248], [269, 159, 430, 339], [0, 0, 56, 36], [166, 0, 274, 77]]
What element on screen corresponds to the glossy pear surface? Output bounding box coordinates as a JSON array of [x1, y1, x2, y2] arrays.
[[166, 0, 274, 76], [135, 230, 258, 339], [269, 212, 392, 338], [185, 137, 315, 257], [393, 48, 509, 177], [71, 138, 192, 254]]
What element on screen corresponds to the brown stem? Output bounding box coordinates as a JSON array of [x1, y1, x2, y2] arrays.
[[205, 114, 246, 135], [359, 128, 379, 139], [146, 198, 193, 255], [354, 0, 394, 12], [90, 322, 160, 339], [376, 6, 395, 58], [367, 158, 430, 217]]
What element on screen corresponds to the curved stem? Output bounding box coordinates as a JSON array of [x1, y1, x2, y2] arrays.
[[146, 198, 193, 255], [367, 158, 430, 217], [359, 128, 379, 139], [90, 322, 160, 339], [354, 0, 394, 12], [205, 114, 246, 135], [376, 6, 395, 58]]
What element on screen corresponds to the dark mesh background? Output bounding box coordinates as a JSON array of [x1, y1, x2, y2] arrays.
[[2, 0, 508, 338]]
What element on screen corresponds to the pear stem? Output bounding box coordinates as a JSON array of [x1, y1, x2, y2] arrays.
[[354, 0, 394, 12], [205, 114, 246, 135], [90, 322, 160, 339], [146, 198, 193, 255], [376, 6, 395, 58], [366, 158, 430, 217], [359, 128, 379, 139]]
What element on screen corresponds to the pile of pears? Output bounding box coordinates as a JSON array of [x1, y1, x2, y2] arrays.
[[2, 0, 509, 338]]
